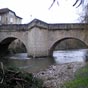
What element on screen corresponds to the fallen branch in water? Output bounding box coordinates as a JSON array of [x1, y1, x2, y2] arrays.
[[0, 62, 4, 84]]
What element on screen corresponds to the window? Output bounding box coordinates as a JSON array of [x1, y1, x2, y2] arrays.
[[0, 16, 1, 21], [0, 16, 1, 25], [10, 17, 13, 23]]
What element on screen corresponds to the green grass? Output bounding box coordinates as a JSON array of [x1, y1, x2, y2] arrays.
[[63, 63, 88, 88]]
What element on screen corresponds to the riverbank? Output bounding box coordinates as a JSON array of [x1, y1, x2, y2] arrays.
[[34, 62, 85, 88]]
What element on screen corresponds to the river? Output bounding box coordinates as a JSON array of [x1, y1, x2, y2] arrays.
[[0, 49, 88, 73]]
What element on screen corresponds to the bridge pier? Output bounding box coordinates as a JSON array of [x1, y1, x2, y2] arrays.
[[27, 49, 49, 58], [27, 42, 49, 58], [27, 27, 49, 58]]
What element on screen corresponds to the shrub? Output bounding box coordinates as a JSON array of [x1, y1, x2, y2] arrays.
[[0, 62, 43, 88]]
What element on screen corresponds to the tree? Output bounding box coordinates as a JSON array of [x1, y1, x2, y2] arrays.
[[80, 3, 88, 23], [49, 0, 84, 9], [73, 0, 84, 7]]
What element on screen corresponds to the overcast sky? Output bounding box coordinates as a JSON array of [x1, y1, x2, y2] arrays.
[[0, 0, 83, 24]]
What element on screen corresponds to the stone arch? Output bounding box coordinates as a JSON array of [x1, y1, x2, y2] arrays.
[[0, 37, 27, 56], [49, 37, 88, 56]]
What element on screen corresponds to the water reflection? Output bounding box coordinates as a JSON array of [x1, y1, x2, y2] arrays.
[[53, 49, 88, 64], [0, 53, 54, 73], [0, 49, 88, 73]]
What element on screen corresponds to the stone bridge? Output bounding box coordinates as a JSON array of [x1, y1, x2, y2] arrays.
[[0, 19, 88, 57]]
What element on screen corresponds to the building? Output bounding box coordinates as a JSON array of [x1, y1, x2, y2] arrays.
[[0, 8, 22, 25]]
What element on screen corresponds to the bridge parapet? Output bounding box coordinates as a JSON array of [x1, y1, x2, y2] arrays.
[[0, 24, 28, 31], [0, 19, 88, 31], [28, 19, 88, 30], [28, 19, 48, 29], [48, 23, 88, 30]]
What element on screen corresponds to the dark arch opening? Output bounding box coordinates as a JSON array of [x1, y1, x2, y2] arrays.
[[50, 37, 88, 57], [0, 37, 27, 57]]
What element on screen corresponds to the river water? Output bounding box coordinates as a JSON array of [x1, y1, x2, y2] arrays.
[[53, 49, 88, 64], [0, 49, 88, 73]]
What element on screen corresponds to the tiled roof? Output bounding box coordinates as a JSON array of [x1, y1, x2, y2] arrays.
[[0, 8, 9, 14], [0, 8, 22, 19]]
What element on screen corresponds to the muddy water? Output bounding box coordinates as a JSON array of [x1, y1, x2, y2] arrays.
[[0, 53, 54, 72], [0, 49, 87, 73]]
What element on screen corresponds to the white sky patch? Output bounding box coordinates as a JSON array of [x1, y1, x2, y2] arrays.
[[0, 0, 83, 23]]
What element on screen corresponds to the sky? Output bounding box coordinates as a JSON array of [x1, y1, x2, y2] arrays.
[[0, 0, 83, 24]]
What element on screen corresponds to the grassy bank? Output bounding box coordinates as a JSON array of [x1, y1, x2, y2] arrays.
[[63, 63, 88, 88]]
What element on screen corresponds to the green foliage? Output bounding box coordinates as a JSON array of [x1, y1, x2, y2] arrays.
[[63, 63, 88, 88], [0, 63, 43, 88]]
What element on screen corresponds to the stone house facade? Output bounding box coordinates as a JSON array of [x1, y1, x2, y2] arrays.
[[0, 8, 24, 53], [0, 8, 22, 25]]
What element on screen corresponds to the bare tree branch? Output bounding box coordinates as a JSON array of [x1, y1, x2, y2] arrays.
[[73, 0, 84, 7], [80, 4, 88, 23], [49, 0, 56, 9], [57, 1, 59, 6], [73, 0, 79, 6], [49, 0, 84, 9]]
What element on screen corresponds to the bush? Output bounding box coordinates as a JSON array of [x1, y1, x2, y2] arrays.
[[0, 62, 43, 88]]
